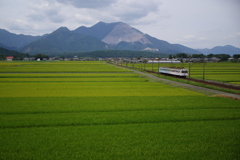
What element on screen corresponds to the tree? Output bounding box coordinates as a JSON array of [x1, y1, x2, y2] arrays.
[[35, 54, 49, 60], [214, 54, 230, 61], [176, 53, 188, 58], [192, 54, 205, 58], [207, 53, 214, 58], [233, 54, 240, 59]]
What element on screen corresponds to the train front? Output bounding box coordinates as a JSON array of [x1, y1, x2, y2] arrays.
[[180, 69, 188, 77]]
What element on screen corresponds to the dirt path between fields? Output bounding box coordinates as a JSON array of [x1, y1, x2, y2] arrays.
[[111, 64, 240, 100]]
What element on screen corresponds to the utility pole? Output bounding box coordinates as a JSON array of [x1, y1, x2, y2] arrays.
[[188, 55, 191, 79], [140, 56, 142, 70], [152, 58, 154, 71], [169, 55, 173, 67], [144, 60, 145, 70], [202, 58, 206, 81]]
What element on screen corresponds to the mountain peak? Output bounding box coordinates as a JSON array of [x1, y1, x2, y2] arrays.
[[95, 21, 107, 25], [102, 22, 148, 45], [55, 27, 70, 32], [95, 21, 123, 26], [73, 22, 121, 40]]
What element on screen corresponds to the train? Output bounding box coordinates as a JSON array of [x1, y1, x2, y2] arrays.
[[159, 67, 188, 77]]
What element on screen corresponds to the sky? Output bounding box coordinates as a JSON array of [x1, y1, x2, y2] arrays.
[[0, 0, 239, 49]]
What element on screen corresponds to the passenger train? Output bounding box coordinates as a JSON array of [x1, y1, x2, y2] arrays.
[[159, 67, 188, 77]]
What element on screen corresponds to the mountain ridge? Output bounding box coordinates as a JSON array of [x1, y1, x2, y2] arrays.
[[20, 26, 108, 54], [196, 45, 240, 55], [73, 21, 121, 40], [0, 29, 41, 49], [1, 21, 237, 55]]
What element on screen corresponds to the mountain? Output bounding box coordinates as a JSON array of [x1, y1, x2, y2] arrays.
[[0, 43, 18, 51], [74, 22, 202, 54], [144, 34, 201, 54], [101, 22, 151, 45], [21, 27, 108, 54], [73, 21, 119, 40], [197, 45, 240, 55], [0, 29, 41, 50], [74, 22, 150, 44], [0, 47, 23, 55], [2, 21, 203, 55]]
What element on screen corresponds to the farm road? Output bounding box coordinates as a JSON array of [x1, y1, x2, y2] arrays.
[[110, 64, 240, 100]]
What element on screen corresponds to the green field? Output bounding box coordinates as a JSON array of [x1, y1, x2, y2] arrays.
[[130, 62, 240, 84], [0, 61, 130, 73], [0, 61, 239, 159]]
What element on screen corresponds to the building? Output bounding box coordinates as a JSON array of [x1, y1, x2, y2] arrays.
[[23, 57, 35, 61], [6, 56, 13, 61], [148, 60, 181, 63]]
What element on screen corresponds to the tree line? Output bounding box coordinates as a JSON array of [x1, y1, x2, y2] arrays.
[[1, 46, 239, 61], [169, 53, 240, 61]]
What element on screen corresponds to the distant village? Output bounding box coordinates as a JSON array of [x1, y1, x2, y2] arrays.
[[5, 55, 240, 63]]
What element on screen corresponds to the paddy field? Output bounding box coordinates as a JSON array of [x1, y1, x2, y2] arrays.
[[0, 61, 239, 159]]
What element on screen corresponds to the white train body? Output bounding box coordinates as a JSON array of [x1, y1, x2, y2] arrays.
[[159, 67, 188, 77]]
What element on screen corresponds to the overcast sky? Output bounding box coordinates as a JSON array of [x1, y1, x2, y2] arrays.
[[0, 0, 239, 49]]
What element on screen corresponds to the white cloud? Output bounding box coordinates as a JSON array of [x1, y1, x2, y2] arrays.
[[26, 1, 66, 23], [199, 37, 207, 40], [54, 0, 162, 25], [56, 0, 117, 8], [110, 0, 160, 23], [184, 35, 196, 40], [19, 0, 162, 32], [0, 0, 239, 48]]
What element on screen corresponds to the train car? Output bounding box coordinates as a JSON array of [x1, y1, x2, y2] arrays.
[[159, 67, 188, 77]]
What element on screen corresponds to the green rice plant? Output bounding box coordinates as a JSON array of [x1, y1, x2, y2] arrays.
[[1, 121, 239, 159], [0, 77, 147, 82], [0, 81, 203, 97], [0, 61, 239, 160], [0, 73, 139, 78], [0, 96, 239, 114], [231, 82, 240, 85], [1, 106, 239, 128], [0, 61, 131, 73]]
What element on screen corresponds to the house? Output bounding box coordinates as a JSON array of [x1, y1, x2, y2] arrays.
[[73, 56, 79, 61], [6, 56, 14, 61], [23, 57, 35, 61]]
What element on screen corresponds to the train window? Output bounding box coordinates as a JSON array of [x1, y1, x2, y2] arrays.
[[182, 70, 188, 73]]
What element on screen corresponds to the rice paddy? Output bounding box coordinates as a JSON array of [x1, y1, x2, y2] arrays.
[[0, 61, 239, 160]]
